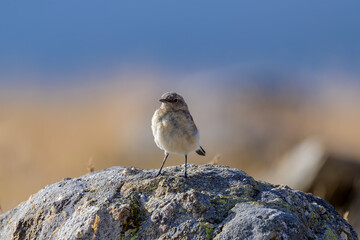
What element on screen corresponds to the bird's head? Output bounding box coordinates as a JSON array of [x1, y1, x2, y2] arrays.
[[159, 92, 188, 111]]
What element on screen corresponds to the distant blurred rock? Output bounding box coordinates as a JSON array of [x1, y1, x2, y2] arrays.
[[268, 137, 325, 190], [0, 165, 357, 239], [308, 154, 360, 236], [269, 137, 360, 235]]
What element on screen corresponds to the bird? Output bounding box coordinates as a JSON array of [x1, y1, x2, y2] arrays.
[[151, 92, 206, 178]]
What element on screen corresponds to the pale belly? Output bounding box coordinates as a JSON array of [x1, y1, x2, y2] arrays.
[[152, 113, 199, 155]]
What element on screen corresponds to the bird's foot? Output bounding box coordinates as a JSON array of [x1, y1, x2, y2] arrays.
[[154, 171, 162, 178]]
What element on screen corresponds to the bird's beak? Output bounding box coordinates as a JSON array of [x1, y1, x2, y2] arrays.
[[159, 98, 168, 103]]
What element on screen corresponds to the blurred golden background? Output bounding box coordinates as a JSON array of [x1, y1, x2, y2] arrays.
[[1, 0, 360, 234]]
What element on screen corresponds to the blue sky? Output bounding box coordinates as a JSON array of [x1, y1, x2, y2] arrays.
[[1, 1, 360, 81]]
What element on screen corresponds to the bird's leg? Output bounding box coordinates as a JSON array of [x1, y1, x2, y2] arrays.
[[156, 152, 169, 177], [184, 154, 188, 178]]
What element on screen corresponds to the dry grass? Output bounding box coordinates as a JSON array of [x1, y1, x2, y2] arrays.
[[92, 215, 100, 240], [209, 154, 221, 165], [343, 211, 349, 221], [87, 158, 95, 173]]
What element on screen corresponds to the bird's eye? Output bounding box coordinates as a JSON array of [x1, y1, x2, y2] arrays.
[[174, 99, 178, 103]]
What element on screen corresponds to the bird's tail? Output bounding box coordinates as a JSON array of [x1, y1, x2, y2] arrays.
[[196, 146, 206, 156]]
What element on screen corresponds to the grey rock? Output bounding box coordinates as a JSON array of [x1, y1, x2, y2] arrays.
[[0, 165, 357, 240]]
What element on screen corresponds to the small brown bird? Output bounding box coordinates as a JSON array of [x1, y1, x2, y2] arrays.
[[151, 92, 206, 178]]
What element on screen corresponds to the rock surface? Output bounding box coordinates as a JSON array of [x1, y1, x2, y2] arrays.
[[0, 165, 357, 240]]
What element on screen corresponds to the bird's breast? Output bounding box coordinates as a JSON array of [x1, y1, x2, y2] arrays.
[[151, 109, 199, 154]]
